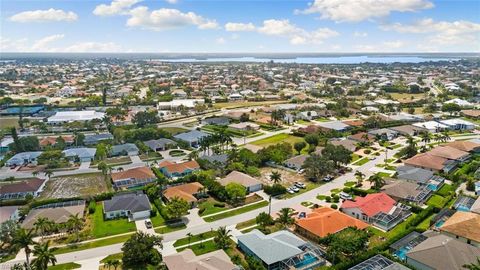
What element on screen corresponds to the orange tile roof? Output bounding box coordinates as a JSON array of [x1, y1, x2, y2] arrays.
[[444, 141, 480, 153], [160, 160, 200, 174], [343, 119, 364, 127], [404, 153, 448, 171], [39, 135, 74, 146], [296, 207, 369, 238], [428, 146, 469, 160], [341, 193, 396, 217], [163, 182, 204, 203], [111, 166, 155, 182]]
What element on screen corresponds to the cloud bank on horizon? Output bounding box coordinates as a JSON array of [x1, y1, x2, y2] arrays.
[[1, 0, 479, 53]]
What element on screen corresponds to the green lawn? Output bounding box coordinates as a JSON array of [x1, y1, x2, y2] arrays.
[[368, 214, 418, 248], [48, 262, 81, 270], [250, 133, 304, 147], [296, 119, 311, 125], [52, 234, 133, 255], [344, 181, 356, 187], [198, 200, 228, 216], [90, 203, 136, 238], [416, 214, 434, 231], [173, 231, 216, 247], [376, 172, 393, 178], [204, 201, 268, 222], [436, 184, 454, 197], [100, 253, 123, 263], [426, 195, 447, 208], [353, 157, 369, 166], [235, 218, 257, 230], [177, 240, 219, 255], [154, 224, 186, 234], [351, 153, 361, 163], [161, 127, 189, 135], [281, 183, 321, 199], [150, 205, 165, 227]]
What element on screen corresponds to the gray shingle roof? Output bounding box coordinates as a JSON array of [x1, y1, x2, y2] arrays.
[[174, 130, 208, 143], [396, 165, 433, 184], [144, 138, 177, 150], [111, 143, 139, 155], [63, 147, 96, 159], [237, 229, 305, 265], [103, 192, 151, 213]]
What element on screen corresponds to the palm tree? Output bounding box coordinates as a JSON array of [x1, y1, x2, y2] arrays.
[[214, 226, 232, 250], [198, 233, 205, 248], [104, 260, 113, 270], [269, 171, 282, 185], [32, 242, 56, 270], [33, 217, 51, 238], [354, 170, 365, 187], [66, 214, 83, 241], [44, 170, 54, 180], [186, 232, 193, 247], [188, 150, 199, 161], [12, 228, 35, 269], [32, 171, 39, 178], [420, 131, 431, 150], [277, 208, 294, 228], [111, 259, 121, 270], [441, 131, 451, 142], [463, 258, 480, 270], [368, 174, 386, 190]]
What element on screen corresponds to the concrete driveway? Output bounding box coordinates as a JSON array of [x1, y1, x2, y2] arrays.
[[134, 218, 155, 235]]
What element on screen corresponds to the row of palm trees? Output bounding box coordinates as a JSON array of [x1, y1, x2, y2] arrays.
[[198, 130, 234, 156], [9, 228, 57, 270], [33, 214, 84, 241]]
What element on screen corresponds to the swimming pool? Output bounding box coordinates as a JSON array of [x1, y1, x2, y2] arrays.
[[394, 246, 411, 261], [295, 253, 319, 269], [435, 220, 445, 228], [456, 205, 470, 212], [427, 183, 438, 191]]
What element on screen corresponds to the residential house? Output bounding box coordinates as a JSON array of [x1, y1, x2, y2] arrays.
[[340, 193, 411, 231], [446, 140, 480, 153], [317, 121, 350, 132], [110, 143, 139, 157], [296, 111, 318, 121], [284, 155, 308, 171], [348, 132, 374, 144], [218, 170, 263, 193], [201, 153, 229, 165], [0, 206, 20, 224], [412, 121, 449, 133], [164, 249, 239, 270], [111, 166, 156, 189], [428, 146, 470, 163], [22, 200, 85, 229], [63, 147, 96, 162], [295, 207, 369, 241], [439, 211, 480, 247], [157, 99, 205, 110], [0, 137, 13, 153], [368, 128, 398, 141], [163, 182, 204, 207], [202, 117, 231, 126], [348, 254, 410, 270], [228, 122, 260, 131], [389, 125, 422, 136], [144, 138, 177, 152], [381, 179, 432, 204], [39, 135, 74, 148], [439, 118, 476, 130], [84, 133, 114, 145], [6, 151, 42, 166], [461, 109, 480, 119], [406, 234, 480, 270], [159, 160, 200, 178], [404, 153, 454, 172], [174, 130, 208, 147], [396, 166, 434, 184], [103, 192, 152, 221], [237, 229, 325, 270], [0, 178, 46, 200], [330, 139, 358, 152]]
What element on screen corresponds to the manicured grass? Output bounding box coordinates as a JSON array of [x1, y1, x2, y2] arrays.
[[353, 157, 369, 166], [235, 218, 257, 230], [436, 184, 454, 197], [416, 214, 434, 231], [199, 200, 228, 216], [376, 172, 393, 178], [150, 206, 165, 227], [301, 201, 313, 207], [204, 201, 268, 222], [48, 262, 81, 270], [316, 195, 327, 200], [368, 214, 418, 248], [169, 150, 186, 157], [351, 153, 361, 163], [344, 181, 356, 187], [426, 195, 447, 208], [177, 240, 219, 255], [161, 127, 189, 135], [52, 234, 133, 255], [154, 224, 186, 234], [250, 133, 304, 147], [173, 231, 216, 247], [90, 203, 136, 238], [241, 226, 260, 233], [296, 119, 311, 125], [281, 183, 320, 199], [100, 253, 123, 263]]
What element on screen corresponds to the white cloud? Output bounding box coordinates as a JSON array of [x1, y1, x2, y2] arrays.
[[225, 22, 256, 32], [93, 0, 141, 16], [381, 18, 480, 47], [10, 8, 78, 23], [32, 34, 65, 51], [353, 40, 406, 52], [165, 0, 178, 3], [382, 40, 405, 49], [353, 31, 368, 37], [296, 0, 433, 22], [226, 19, 338, 45], [215, 37, 226, 44], [1, 35, 121, 52], [126, 7, 218, 31]]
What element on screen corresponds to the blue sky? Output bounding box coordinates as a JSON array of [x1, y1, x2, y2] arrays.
[[1, 0, 479, 53]]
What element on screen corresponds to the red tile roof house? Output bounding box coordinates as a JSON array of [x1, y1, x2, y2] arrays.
[[159, 160, 200, 178], [340, 193, 412, 231], [163, 182, 205, 208], [0, 178, 46, 200], [111, 166, 156, 189]]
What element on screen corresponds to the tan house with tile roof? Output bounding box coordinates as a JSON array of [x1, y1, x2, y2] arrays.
[[164, 249, 239, 270], [163, 182, 204, 207], [439, 211, 480, 247]]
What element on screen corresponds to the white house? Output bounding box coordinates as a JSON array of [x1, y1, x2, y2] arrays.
[[103, 192, 152, 221], [157, 99, 205, 110], [439, 118, 476, 131], [47, 111, 105, 125]]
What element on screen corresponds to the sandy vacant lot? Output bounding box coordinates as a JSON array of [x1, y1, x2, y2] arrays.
[[40, 173, 110, 199], [259, 167, 306, 186]]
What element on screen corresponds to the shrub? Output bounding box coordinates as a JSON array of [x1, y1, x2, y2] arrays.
[[214, 202, 225, 207], [325, 196, 332, 203], [88, 201, 96, 214], [264, 184, 287, 196], [331, 204, 338, 209], [364, 149, 371, 154]]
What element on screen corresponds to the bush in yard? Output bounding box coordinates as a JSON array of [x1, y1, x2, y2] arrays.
[[88, 201, 96, 214], [364, 149, 371, 154], [331, 204, 338, 209], [225, 182, 247, 206], [264, 184, 287, 196], [121, 232, 163, 269], [213, 202, 225, 207], [325, 196, 332, 203]]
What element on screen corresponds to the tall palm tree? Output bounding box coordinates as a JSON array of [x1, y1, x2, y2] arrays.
[[44, 170, 54, 180], [104, 260, 112, 270], [277, 208, 294, 228], [368, 174, 386, 190], [441, 131, 451, 142], [32, 242, 56, 270], [186, 232, 193, 247], [66, 214, 83, 241], [111, 259, 121, 270], [420, 131, 432, 150], [33, 217, 51, 238], [12, 228, 35, 269], [354, 170, 365, 187], [198, 233, 205, 248], [269, 171, 282, 185], [214, 226, 232, 250]]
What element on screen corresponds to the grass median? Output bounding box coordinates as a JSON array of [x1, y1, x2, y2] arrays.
[[51, 234, 133, 255], [203, 201, 268, 222]]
